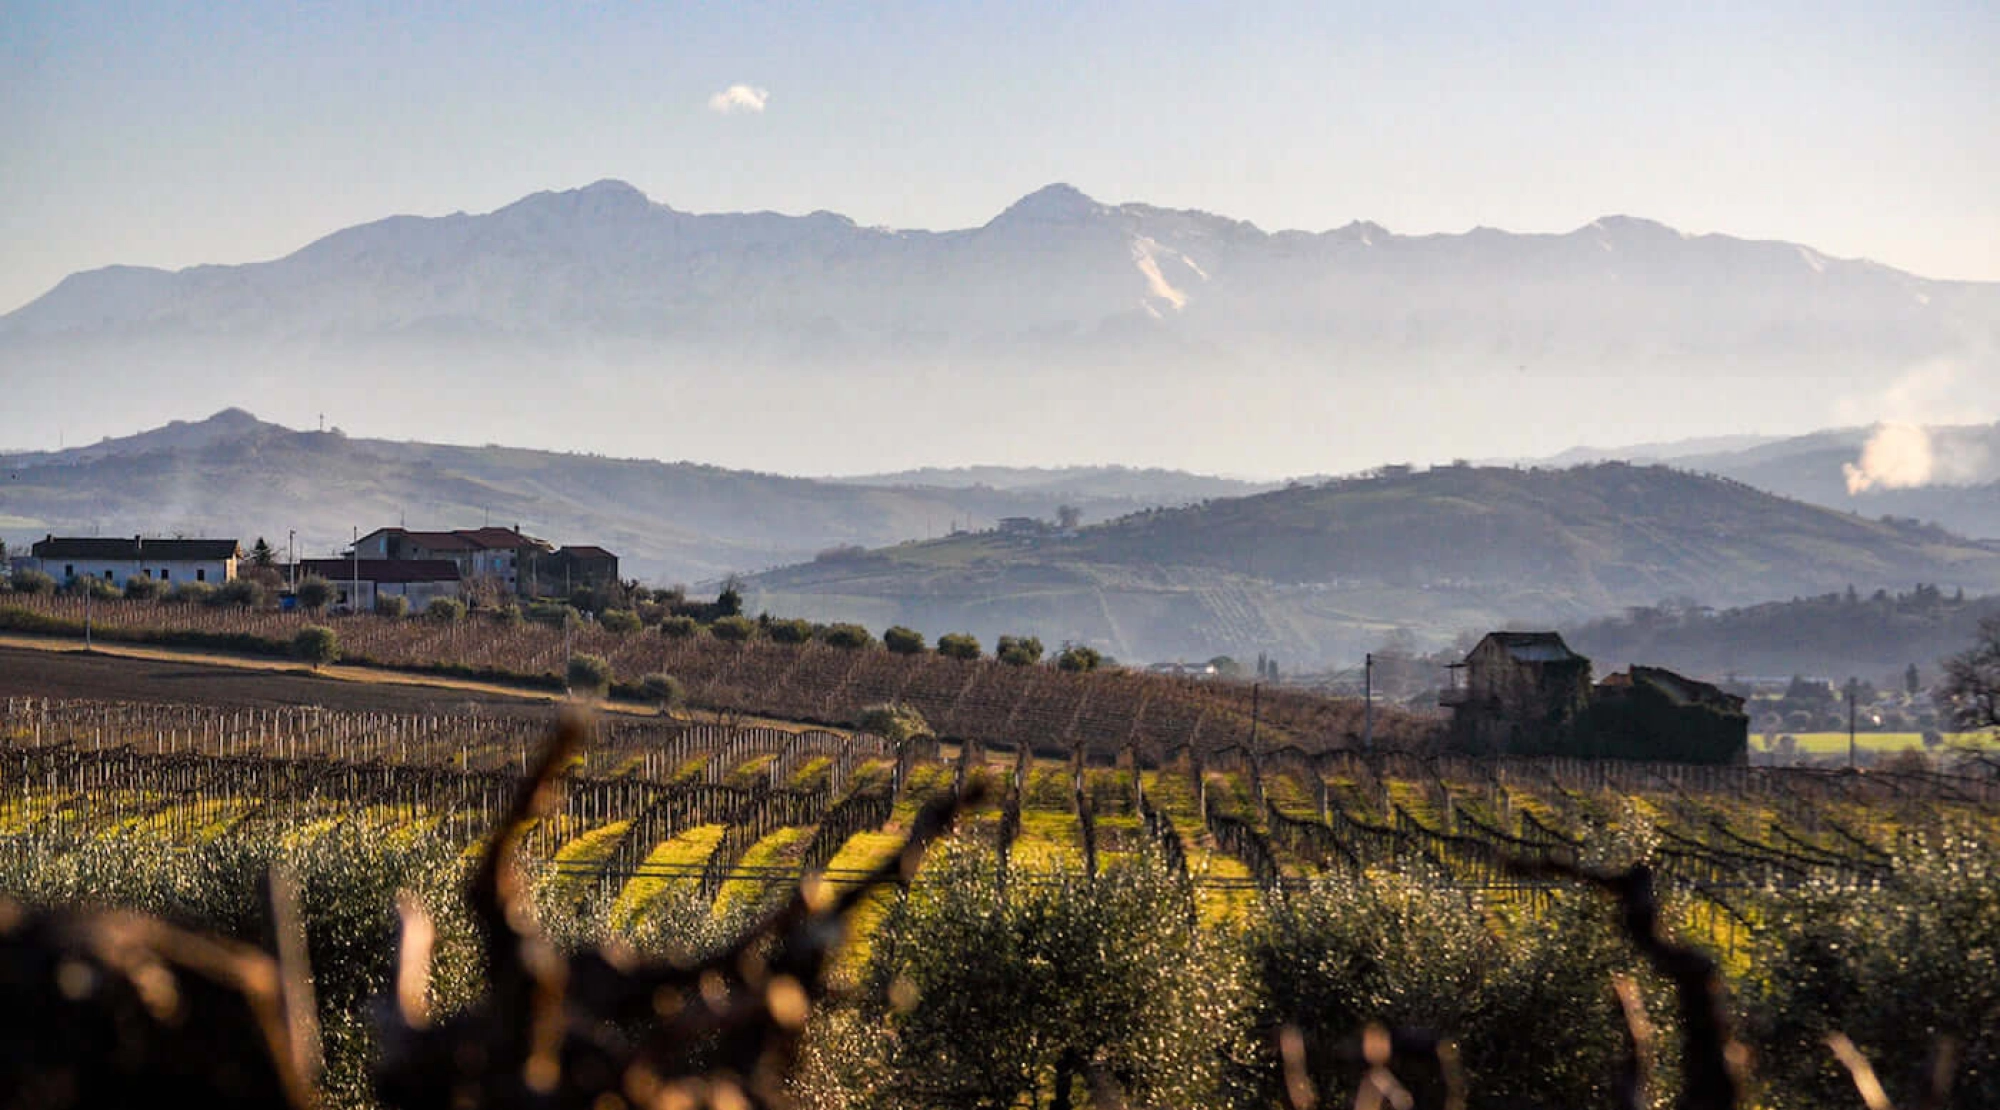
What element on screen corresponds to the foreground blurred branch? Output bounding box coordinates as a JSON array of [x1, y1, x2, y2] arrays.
[[1502, 857, 1742, 1110], [373, 706, 983, 1110]]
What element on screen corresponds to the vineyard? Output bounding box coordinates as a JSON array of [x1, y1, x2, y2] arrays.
[[3, 688, 1998, 1109], [6, 695, 1996, 945], [0, 594, 1436, 754]]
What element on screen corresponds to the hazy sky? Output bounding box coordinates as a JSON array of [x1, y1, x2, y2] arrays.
[[3, 0, 1996, 316]]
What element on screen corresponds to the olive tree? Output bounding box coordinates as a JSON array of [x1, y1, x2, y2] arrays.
[[293, 625, 340, 669], [6, 568, 55, 595], [1055, 645, 1102, 672], [709, 615, 758, 642], [295, 575, 335, 613], [567, 653, 612, 697], [639, 672, 686, 716], [936, 632, 982, 661], [996, 635, 1043, 666], [883, 626, 926, 655], [820, 622, 875, 650], [858, 845, 1255, 1110]]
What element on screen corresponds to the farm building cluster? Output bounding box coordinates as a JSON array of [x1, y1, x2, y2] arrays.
[[12, 525, 618, 612], [1442, 631, 1748, 763]]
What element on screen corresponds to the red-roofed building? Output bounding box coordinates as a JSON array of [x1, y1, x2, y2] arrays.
[[548, 545, 620, 591]]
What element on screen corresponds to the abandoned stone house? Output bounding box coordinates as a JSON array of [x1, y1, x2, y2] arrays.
[[1442, 631, 1747, 763]]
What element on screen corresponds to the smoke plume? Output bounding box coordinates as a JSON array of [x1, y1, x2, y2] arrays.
[[1842, 423, 1935, 494]]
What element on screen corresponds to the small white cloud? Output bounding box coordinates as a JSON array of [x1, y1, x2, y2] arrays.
[[706, 84, 770, 115]]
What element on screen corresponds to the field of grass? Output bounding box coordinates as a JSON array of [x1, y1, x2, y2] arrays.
[[1754, 730, 1993, 755]]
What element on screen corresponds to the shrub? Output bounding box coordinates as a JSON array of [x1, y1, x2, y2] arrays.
[[426, 597, 467, 623], [165, 581, 217, 606], [883, 626, 926, 655], [5, 568, 55, 595], [997, 634, 1044, 666], [709, 615, 758, 642], [527, 601, 578, 628], [63, 575, 122, 600], [936, 632, 982, 661], [489, 602, 524, 626], [1252, 872, 1630, 1109], [857, 846, 1254, 1110], [639, 673, 685, 713], [1746, 836, 2000, 1109], [855, 702, 931, 745], [374, 594, 409, 618], [121, 575, 163, 601], [212, 578, 267, 609], [820, 623, 875, 650], [1055, 645, 1102, 672], [295, 575, 335, 612], [598, 609, 642, 635], [292, 625, 340, 669], [566, 653, 612, 696], [658, 615, 701, 639], [766, 617, 815, 644]]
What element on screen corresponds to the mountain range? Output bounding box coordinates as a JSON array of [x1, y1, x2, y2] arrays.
[[5, 181, 1995, 475]]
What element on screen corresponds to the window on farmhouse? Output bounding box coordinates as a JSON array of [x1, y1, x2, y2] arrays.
[[196, 569, 206, 582]]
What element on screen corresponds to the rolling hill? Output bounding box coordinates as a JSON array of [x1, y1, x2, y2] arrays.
[[743, 462, 2000, 665], [0, 410, 1253, 582], [1521, 422, 2000, 542]]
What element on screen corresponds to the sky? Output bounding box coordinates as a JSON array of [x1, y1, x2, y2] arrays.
[[3, 0, 1997, 318]]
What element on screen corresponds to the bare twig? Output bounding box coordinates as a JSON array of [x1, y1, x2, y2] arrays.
[[1826, 1033, 1893, 1110]]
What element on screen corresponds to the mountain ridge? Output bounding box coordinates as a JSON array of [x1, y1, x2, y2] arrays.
[[5, 180, 1995, 476]]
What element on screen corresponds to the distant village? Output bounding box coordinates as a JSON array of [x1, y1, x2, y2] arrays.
[[9, 526, 619, 611]]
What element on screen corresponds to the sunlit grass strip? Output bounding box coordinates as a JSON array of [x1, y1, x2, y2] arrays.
[[789, 755, 831, 791], [723, 753, 776, 790], [612, 823, 725, 925], [889, 762, 957, 824], [821, 828, 909, 979], [546, 819, 632, 904], [1014, 809, 1084, 871], [713, 825, 809, 918], [1261, 767, 1315, 811]]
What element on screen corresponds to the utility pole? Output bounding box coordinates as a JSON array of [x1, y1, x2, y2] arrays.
[[1846, 677, 1858, 769], [351, 526, 360, 615], [1363, 652, 1375, 751], [287, 529, 296, 592], [1249, 682, 1261, 751]]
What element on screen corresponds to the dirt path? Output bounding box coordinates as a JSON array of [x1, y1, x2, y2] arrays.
[[0, 638, 584, 716]]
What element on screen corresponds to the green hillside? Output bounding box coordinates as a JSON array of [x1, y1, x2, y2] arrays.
[[746, 463, 2000, 665]]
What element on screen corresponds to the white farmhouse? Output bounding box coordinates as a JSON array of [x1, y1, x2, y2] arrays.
[[27, 535, 240, 588]]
